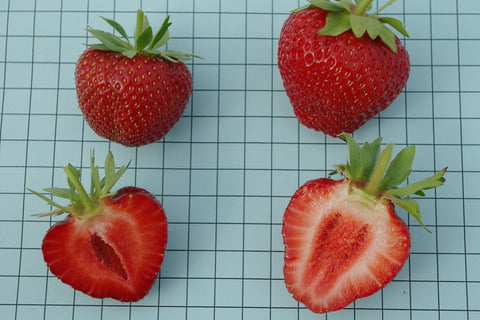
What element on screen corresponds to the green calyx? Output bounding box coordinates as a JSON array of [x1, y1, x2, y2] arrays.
[[332, 133, 447, 231], [294, 0, 409, 52], [29, 151, 130, 220], [86, 10, 199, 61]]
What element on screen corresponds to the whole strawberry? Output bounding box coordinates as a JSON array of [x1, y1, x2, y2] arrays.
[[282, 134, 446, 313], [75, 10, 196, 147], [29, 151, 168, 302], [278, 0, 410, 136]]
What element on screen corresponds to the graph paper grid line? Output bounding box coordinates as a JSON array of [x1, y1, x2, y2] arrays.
[[1, 0, 480, 319]]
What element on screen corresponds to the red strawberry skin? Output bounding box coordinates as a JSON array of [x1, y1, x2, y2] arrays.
[[75, 48, 192, 147], [42, 187, 168, 302], [277, 8, 410, 136], [282, 178, 410, 313]]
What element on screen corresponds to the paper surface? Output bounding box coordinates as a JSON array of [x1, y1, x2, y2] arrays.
[[1, 0, 479, 319]]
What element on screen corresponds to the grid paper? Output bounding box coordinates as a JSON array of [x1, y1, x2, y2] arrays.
[[1, 0, 480, 319]]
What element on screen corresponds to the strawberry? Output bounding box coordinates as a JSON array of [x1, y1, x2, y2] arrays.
[[282, 134, 446, 313], [75, 10, 196, 147], [29, 151, 167, 302], [277, 0, 410, 136]]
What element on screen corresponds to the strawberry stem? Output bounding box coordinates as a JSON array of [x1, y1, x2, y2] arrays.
[[334, 134, 447, 229], [30, 150, 131, 219], [364, 143, 393, 196], [63, 165, 95, 213], [134, 10, 144, 48], [86, 10, 199, 61], [354, 0, 375, 16]]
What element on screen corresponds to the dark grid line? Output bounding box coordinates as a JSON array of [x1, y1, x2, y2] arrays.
[[456, 0, 470, 318], [0, 50, 473, 62], [402, 1, 413, 319], [6, 273, 480, 281], [4, 86, 480, 94], [0, 191, 468, 199], [120, 1, 139, 318], [3, 220, 479, 228], [212, 1, 222, 319], [37, 0, 63, 317], [241, 2, 247, 319], [156, 0, 168, 316], [3, 36, 480, 44], [52, 1, 69, 318], [269, 0, 275, 319], [4, 115, 480, 123], [183, 0, 195, 318], [0, 0, 10, 145], [70, 0, 90, 317], [13, 0, 33, 315], [293, 1, 303, 319], [1, 250, 480, 259], [5, 60, 480, 68], [426, 0, 442, 318], [3, 9, 480, 16], [3, 302, 480, 312]]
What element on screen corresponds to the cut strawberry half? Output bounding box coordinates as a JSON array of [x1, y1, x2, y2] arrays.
[[30, 151, 167, 302], [282, 133, 446, 313]]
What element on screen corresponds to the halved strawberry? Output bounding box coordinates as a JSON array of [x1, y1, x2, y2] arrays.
[[282, 134, 446, 313], [30, 152, 167, 302]]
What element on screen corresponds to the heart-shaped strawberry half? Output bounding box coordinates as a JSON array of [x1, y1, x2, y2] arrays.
[[30, 152, 167, 302], [282, 134, 447, 313]]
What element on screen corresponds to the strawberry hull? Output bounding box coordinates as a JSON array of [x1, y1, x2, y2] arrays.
[[282, 178, 410, 313]]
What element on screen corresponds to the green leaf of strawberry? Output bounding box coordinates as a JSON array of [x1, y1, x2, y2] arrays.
[[29, 151, 168, 302], [336, 133, 447, 229], [380, 144, 415, 189], [86, 10, 199, 61], [296, 0, 345, 12], [379, 16, 410, 37], [282, 134, 446, 313], [318, 11, 352, 36], [308, 0, 409, 52], [101, 16, 130, 42], [149, 16, 172, 50]]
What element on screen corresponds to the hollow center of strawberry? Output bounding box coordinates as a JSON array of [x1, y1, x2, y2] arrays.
[[305, 210, 372, 292], [90, 233, 128, 280]]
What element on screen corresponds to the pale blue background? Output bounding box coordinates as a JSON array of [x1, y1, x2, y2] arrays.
[[1, 0, 479, 319]]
